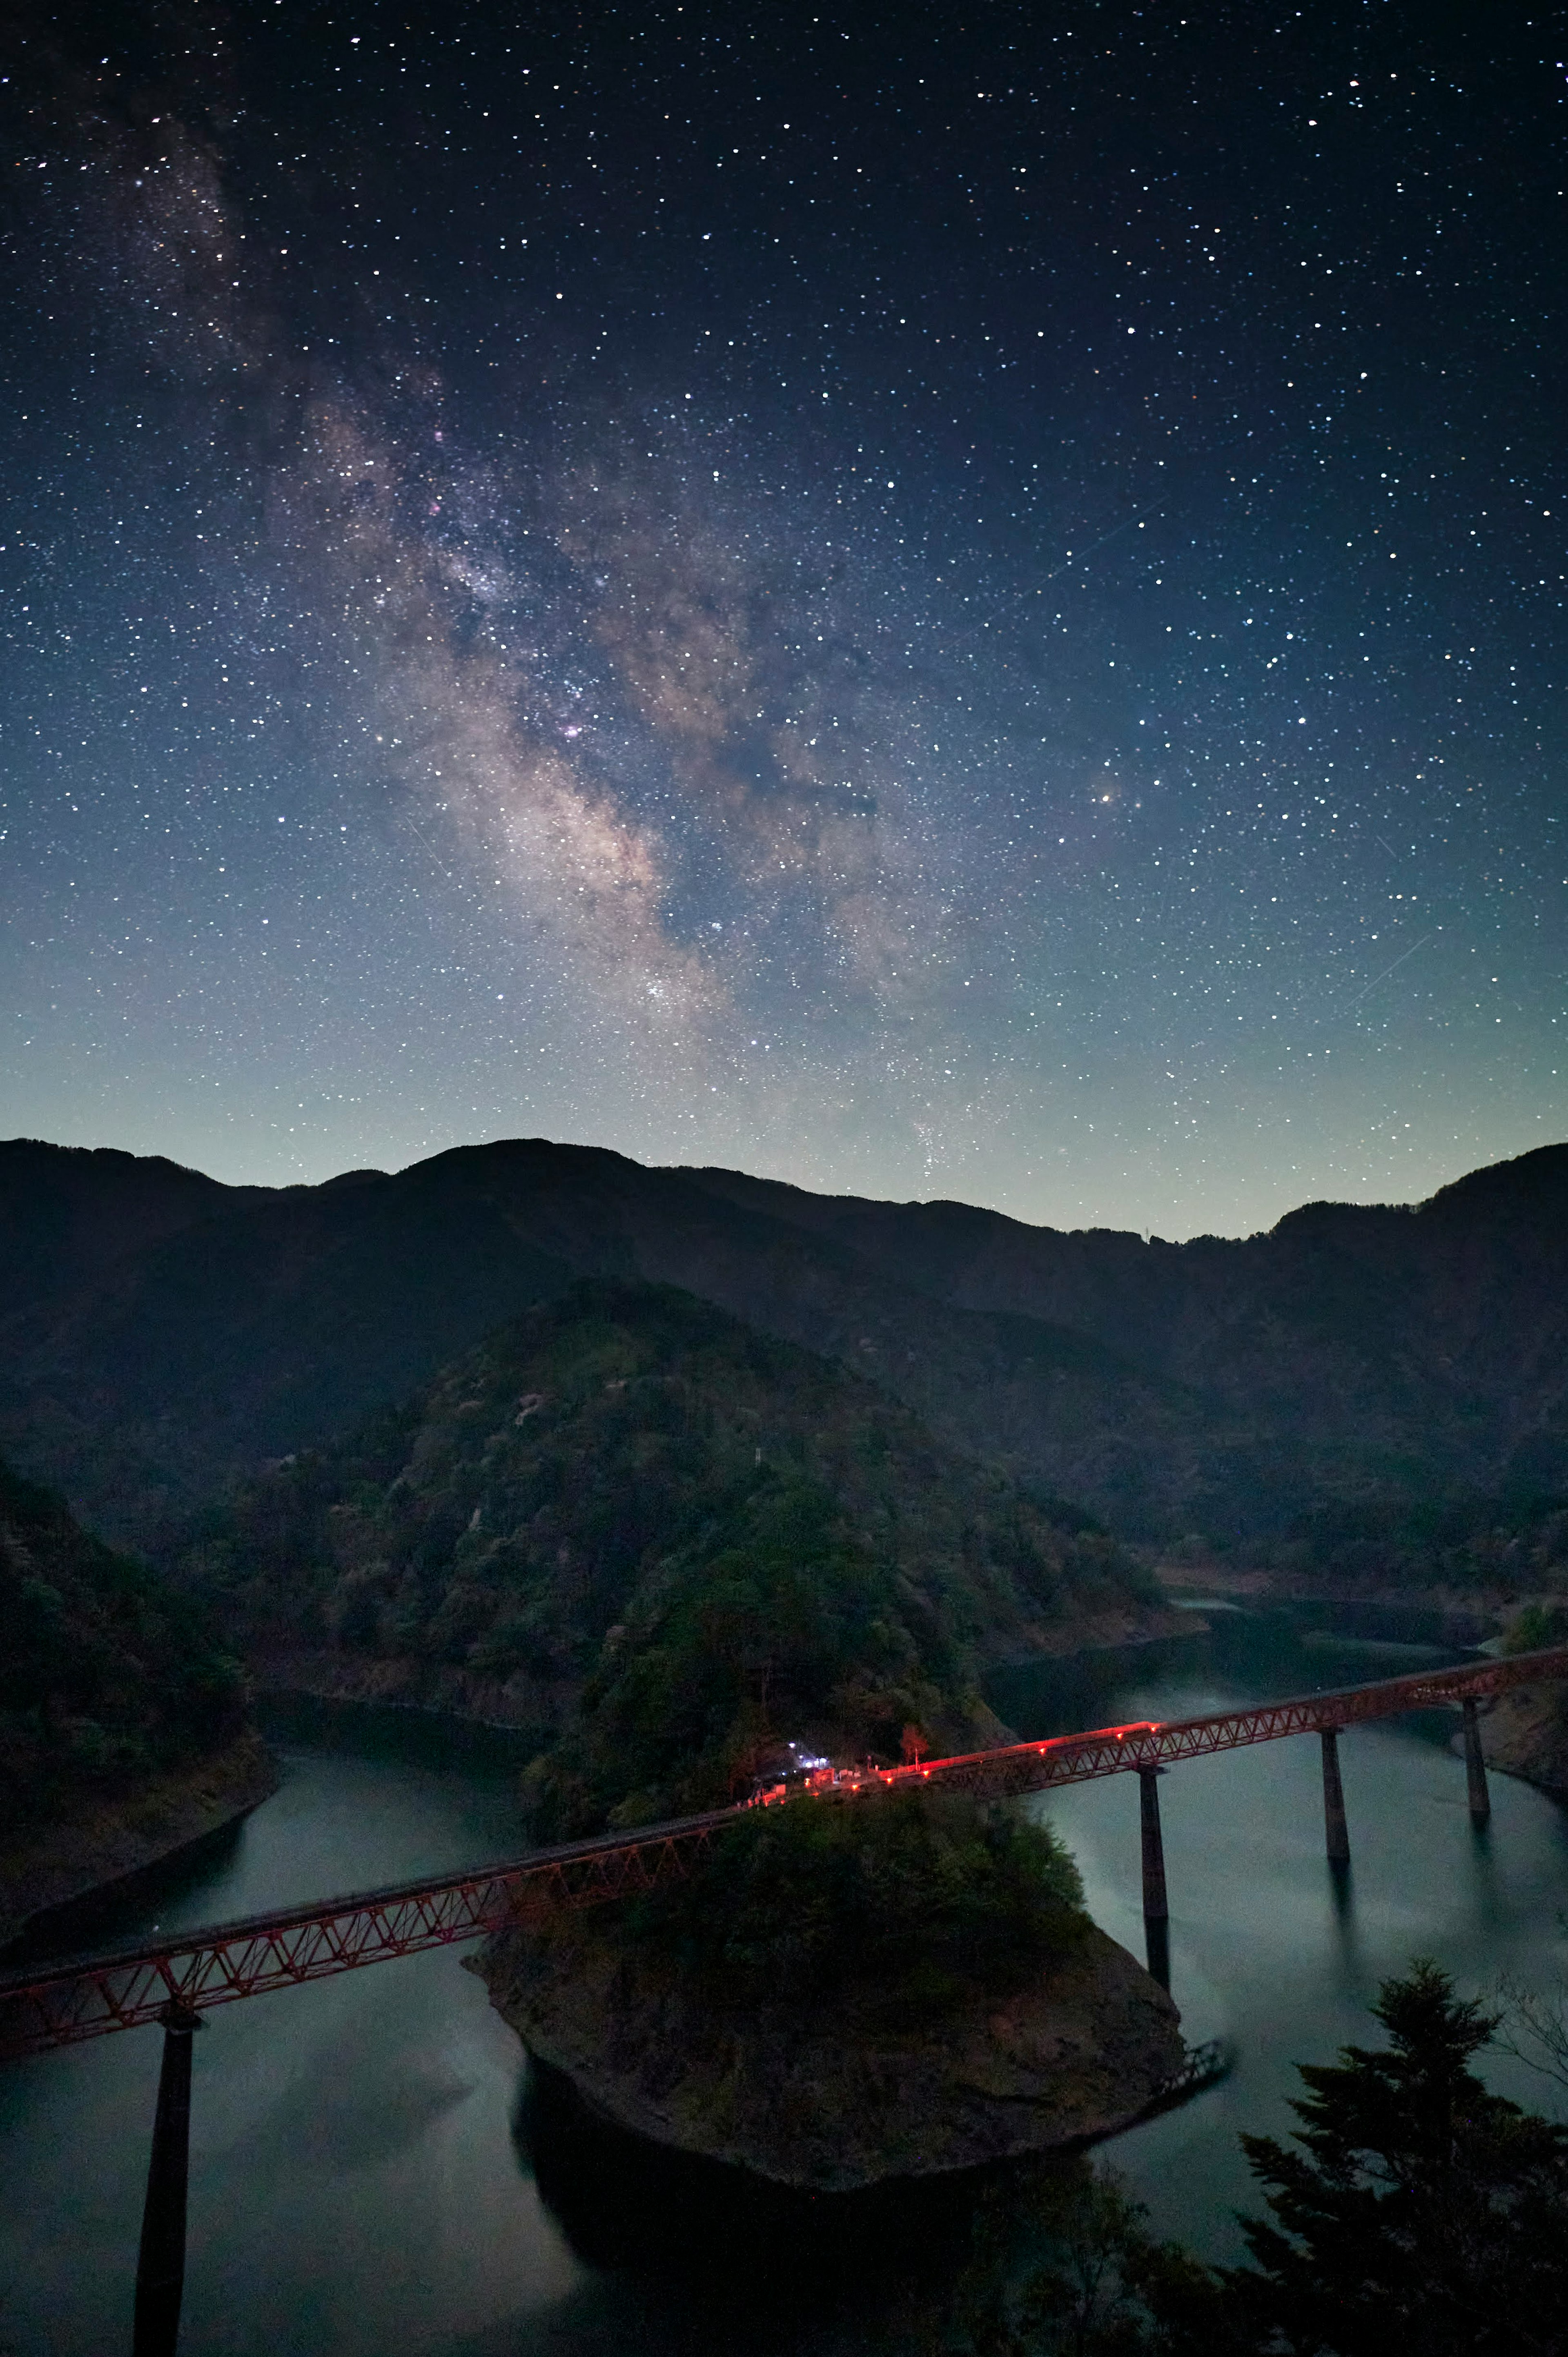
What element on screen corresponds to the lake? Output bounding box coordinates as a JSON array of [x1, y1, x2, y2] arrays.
[[3, 1606, 1566, 2354]]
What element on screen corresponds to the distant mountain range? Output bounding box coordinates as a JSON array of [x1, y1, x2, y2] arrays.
[[3, 1134, 1566, 1557]]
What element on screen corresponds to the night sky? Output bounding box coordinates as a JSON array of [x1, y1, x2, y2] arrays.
[[2, 2, 1564, 1237]]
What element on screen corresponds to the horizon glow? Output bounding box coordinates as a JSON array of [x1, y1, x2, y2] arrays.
[[2, 4, 1564, 1240]]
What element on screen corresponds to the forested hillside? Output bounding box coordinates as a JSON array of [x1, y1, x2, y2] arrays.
[[4, 1134, 1566, 1564], [176, 1281, 1159, 1829], [1270, 1489, 1568, 1595], [0, 1457, 246, 1840]]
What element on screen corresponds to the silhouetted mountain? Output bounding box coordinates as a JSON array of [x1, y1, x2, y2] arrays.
[[0, 1148, 571, 1546], [0, 1456, 245, 1840], [0, 1139, 264, 1317], [2, 1133, 1566, 1559], [687, 1149, 1568, 1516], [178, 1280, 1153, 1822]]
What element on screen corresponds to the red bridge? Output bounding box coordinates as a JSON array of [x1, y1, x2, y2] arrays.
[[5, 1641, 1564, 2063], [10, 1642, 1568, 2357]]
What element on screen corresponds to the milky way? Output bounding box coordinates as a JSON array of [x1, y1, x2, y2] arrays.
[[2, 2, 1564, 1233]]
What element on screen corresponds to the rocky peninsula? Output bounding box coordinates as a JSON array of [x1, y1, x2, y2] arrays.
[[478, 1782, 1183, 2191], [481, 1909, 1182, 2191]]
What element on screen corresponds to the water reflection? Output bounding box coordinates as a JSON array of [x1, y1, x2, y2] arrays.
[[519, 2056, 969, 2287], [3, 1620, 1567, 2354], [989, 1603, 1568, 2261], [512, 2058, 1121, 2357], [985, 1594, 1483, 1741]]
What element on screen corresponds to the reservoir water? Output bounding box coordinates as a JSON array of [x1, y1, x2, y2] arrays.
[[3, 1607, 1567, 2355]]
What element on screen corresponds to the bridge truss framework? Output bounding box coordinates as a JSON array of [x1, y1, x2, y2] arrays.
[[3, 1642, 1566, 2064]]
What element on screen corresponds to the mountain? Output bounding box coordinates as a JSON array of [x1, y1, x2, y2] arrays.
[[177, 1280, 1158, 1829], [0, 1455, 247, 1842], [0, 1150, 570, 1548], [0, 1138, 261, 1316], [2, 1133, 1566, 1560]]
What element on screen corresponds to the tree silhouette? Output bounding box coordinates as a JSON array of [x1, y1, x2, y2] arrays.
[[1220, 1960, 1568, 2356]]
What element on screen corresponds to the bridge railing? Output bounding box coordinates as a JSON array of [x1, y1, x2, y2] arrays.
[[4, 1644, 1566, 2063], [905, 1643, 1568, 1805], [0, 1810, 733, 2059]]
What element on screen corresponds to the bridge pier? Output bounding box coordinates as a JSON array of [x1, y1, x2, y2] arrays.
[[1138, 1767, 1170, 1987], [1320, 1728, 1350, 1863], [1461, 1696, 1492, 1825], [132, 2001, 202, 2357], [1138, 1765, 1169, 1922]]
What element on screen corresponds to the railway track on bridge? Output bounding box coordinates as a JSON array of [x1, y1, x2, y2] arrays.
[[5, 1642, 1565, 2063], [9, 1643, 1568, 2357], [889, 1639, 1568, 1801]]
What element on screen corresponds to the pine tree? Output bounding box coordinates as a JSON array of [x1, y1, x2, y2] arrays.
[[1220, 1959, 1568, 2356]]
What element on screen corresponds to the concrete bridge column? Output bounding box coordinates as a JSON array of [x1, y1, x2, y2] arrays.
[[1461, 1696, 1492, 1825], [1138, 1767, 1170, 1987], [1138, 1766, 1169, 1921], [132, 2001, 203, 2357], [1320, 1728, 1350, 1863]]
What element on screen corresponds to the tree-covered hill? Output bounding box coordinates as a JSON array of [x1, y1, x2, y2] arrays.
[[6, 1133, 1568, 1564], [178, 1280, 1160, 1831], [1268, 1488, 1568, 1597], [0, 1457, 246, 1840]]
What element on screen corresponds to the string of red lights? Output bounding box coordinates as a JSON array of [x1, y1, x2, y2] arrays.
[[4, 1646, 1565, 2061]]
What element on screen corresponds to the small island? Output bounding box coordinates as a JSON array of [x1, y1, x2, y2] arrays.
[[479, 1783, 1183, 2191]]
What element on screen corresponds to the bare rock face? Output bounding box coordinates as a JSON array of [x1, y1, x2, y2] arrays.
[[1476, 1686, 1568, 1797], [479, 1915, 1183, 2192]]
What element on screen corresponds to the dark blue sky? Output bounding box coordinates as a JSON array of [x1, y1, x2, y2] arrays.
[[2, 0, 1564, 1234]]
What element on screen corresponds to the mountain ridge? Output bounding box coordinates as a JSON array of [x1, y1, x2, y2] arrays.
[[3, 1134, 1565, 1557], [176, 1279, 1165, 1828]]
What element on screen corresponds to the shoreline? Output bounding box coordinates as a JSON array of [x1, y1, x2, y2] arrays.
[[1152, 1561, 1505, 1624], [244, 1598, 1200, 1735], [1154, 1570, 1568, 1797], [0, 1729, 280, 1956], [480, 1914, 1185, 2192]]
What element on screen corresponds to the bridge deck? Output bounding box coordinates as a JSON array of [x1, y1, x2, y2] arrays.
[[3, 1643, 1564, 2059]]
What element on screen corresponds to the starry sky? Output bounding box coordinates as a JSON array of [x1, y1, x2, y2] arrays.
[[2, 0, 1564, 1238]]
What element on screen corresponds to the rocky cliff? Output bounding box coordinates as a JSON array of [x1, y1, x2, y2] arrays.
[[1477, 1686, 1568, 1800], [481, 1910, 1182, 2191]]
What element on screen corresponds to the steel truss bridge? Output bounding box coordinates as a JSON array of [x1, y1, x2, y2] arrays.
[[5, 1641, 1566, 2064]]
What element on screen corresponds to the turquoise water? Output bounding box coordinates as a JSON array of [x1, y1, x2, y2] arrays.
[[991, 1607, 1568, 2255], [2, 1615, 1566, 2353]]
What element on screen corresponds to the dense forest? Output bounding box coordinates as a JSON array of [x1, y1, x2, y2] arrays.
[[0, 1457, 245, 1840], [176, 1279, 1159, 1830], [7, 1137, 1568, 1557], [1262, 1490, 1568, 1595]]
